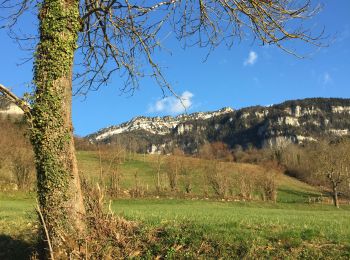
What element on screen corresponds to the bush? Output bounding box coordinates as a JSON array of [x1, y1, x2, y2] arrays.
[[198, 142, 233, 162], [0, 117, 35, 190], [203, 161, 231, 198]]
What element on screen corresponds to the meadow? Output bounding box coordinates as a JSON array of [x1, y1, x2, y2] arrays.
[[1, 151, 349, 259]]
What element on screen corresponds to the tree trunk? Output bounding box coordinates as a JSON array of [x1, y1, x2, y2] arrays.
[[332, 185, 339, 208], [31, 0, 85, 256]]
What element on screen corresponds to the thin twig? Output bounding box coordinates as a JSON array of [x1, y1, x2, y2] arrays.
[[36, 200, 55, 260]]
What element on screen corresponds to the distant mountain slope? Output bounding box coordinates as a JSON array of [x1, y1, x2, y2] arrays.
[[89, 107, 234, 141], [87, 98, 350, 154]]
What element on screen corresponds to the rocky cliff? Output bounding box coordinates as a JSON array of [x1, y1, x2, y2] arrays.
[[89, 98, 350, 154]]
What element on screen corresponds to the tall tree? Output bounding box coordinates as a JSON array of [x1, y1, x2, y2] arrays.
[[0, 0, 323, 256], [313, 139, 350, 208]]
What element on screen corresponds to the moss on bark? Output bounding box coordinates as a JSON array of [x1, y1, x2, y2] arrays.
[[31, 0, 85, 255]]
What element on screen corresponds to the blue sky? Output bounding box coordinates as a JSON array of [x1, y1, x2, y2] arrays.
[[1, 1, 350, 136]]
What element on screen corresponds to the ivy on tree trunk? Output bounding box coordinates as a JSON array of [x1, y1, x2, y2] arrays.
[[31, 0, 86, 255]]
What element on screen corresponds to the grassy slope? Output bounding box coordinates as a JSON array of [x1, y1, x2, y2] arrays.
[[76, 151, 324, 202], [1, 151, 349, 258]]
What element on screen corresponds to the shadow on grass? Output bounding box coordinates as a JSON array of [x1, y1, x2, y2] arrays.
[[0, 234, 34, 260]]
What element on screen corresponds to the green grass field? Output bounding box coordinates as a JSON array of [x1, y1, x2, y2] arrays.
[[112, 199, 350, 257], [1, 194, 349, 259], [1, 151, 349, 258]]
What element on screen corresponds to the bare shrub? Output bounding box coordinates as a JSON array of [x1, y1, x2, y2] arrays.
[[0, 117, 35, 190], [78, 179, 144, 259], [166, 162, 178, 192], [153, 154, 163, 193], [179, 158, 197, 194], [96, 145, 126, 196], [165, 148, 184, 192], [204, 161, 230, 198], [0, 119, 17, 178], [130, 171, 145, 198], [235, 164, 278, 202], [109, 166, 122, 197], [280, 144, 315, 184], [233, 147, 276, 164], [257, 172, 277, 202], [182, 165, 193, 194], [198, 142, 233, 162], [12, 149, 35, 190], [238, 174, 255, 200], [74, 136, 98, 151]]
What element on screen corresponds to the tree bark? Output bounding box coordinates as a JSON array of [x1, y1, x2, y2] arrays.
[[332, 184, 339, 208], [31, 0, 85, 256]]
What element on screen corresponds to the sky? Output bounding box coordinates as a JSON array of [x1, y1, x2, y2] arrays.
[[1, 1, 350, 136]]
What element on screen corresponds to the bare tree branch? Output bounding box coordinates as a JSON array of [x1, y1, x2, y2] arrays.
[[75, 0, 325, 96], [2, 0, 326, 97]]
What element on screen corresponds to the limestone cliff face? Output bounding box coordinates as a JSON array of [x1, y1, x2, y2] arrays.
[[89, 107, 234, 142], [88, 98, 350, 153]]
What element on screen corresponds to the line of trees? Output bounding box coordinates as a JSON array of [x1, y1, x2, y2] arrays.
[[281, 138, 350, 208]]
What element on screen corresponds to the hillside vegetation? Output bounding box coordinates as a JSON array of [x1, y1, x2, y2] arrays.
[[76, 150, 323, 202], [1, 113, 350, 258]]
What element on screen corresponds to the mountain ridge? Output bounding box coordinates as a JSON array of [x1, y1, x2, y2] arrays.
[[88, 106, 234, 141], [87, 97, 350, 154]]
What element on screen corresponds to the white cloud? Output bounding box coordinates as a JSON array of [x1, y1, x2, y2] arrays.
[[148, 91, 194, 114], [323, 72, 332, 85], [244, 51, 258, 66]]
